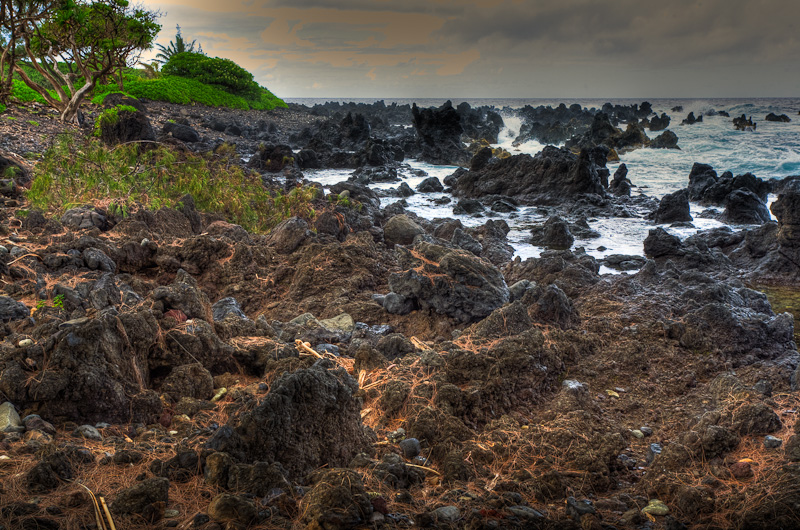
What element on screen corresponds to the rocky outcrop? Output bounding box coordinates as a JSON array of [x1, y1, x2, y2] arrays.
[[722, 189, 771, 225], [733, 114, 756, 131], [765, 113, 791, 122], [388, 241, 509, 323], [649, 130, 680, 149], [682, 112, 703, 125], [411, 101, 469, 165], [529, 216, 574, 250], [652, 189, 692, 224], [686, 163, 771, 221], [649, 113, 671, 131], [771, 181, 800, 269], [610, 164, 632, 196], [452, 146, 607, 203], [97, 107, 156, 145], [233, 362, 374, 478]]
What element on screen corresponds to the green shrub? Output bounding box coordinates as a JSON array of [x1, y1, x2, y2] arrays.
[[94, 75, 286, 111], [28, 134, 314, 233], [162, 52, 260, 99], [10, 79, 52, 104], [0, 104, 5, 113]]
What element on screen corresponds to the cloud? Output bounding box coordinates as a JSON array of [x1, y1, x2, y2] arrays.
[[137, 0, 800, 98]]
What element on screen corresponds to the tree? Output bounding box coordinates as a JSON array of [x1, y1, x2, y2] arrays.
[[2, 0, 160, 122], [0, 1, 56, 104], [154, 24, 200, 65]]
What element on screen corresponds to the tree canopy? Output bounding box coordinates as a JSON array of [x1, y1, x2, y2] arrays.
[[1, 0, 160, 121], [154, 24, 200, 65]]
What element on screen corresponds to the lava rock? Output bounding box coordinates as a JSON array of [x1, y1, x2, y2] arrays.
[[389, 241, 510, 323], [529, 216, 574, 250], [653, 188, 692, 224], [111, 477, 170, 515], [416, 177, 444, 193], [722, 189, 771, 224], [163, 122, 200, 143], [383, 215, 425, 246], [300, 469, 373, 529]]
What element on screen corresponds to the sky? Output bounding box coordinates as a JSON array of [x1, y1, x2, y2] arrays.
[[137, 0, 800, 100]]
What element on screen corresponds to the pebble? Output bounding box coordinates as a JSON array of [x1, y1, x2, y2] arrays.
[[646, 443, 663, 465], [432, 506, 460, 523], [0, 402, 22, 433], [640, 426, 653, 437], [730, 460, 754, 479], [565, 497, 596, 519], [507, 505, 544, 520], [211, 388, 228, 403], [388, 428, 406, 443], [73, 425, 102, 441], [764, 435, 783, 449], [642, 499, 670, 516], [412, 456, 430, 467], [164, 509, 180, 518], [399, 438, 421, 459], [18, 338, 33, 347], [630, 429, 644, 439]]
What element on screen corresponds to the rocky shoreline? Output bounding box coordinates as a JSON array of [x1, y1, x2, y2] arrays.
[[0, 97, 798, 530]]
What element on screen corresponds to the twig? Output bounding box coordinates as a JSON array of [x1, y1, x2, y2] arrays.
[[406, 463, 441, 476], [295, 339, 322, 358]]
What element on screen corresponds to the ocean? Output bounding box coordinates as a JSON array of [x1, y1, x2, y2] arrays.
[[286, 98, 800, 266]]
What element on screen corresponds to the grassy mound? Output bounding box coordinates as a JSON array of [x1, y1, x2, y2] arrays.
[[94, 70, 286, 111], [28, 134, 314, 233]]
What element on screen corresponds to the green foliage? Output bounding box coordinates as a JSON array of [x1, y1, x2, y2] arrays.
[[28, 134, 316, 233], [94, 74, 286, 110], [93, 104, 138, 136], [10, 79, 51, 104], [52, 294, 65, 310], [0, 104, 6, 113], [162, 52, 261, 99], [154, 24, 201, 65], [34, 293, 65, 314], [4, 0, 160, 120], [27, 120, 39, 126]]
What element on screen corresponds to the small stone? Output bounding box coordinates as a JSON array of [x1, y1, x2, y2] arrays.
[[0, 402, 22, 433], [432, 506, 460, 523], [730, 460, 753, 479], [73, 425, 102, 441], [388, 428, 406, 443], [164, 509, 180, 518], [507, 505, 544, 520], [208, 494, 257, 524], [764, 435, 783, 449], [566, 497, 596, 520], [193, 513, 210, 527], [412, 456, 430, 467], [631, 429, 644, 439], [606, 389, 620, 398], [18, 339, 33, 347], [399, 438, 421, 459], [640, 426, 653, 436], [642, 499, 670, 516], [210, 388, 227, 403], [646, 443, 663, 465]]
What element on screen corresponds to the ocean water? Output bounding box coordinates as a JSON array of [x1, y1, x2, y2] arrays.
[[294, 98, 800, 267]]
